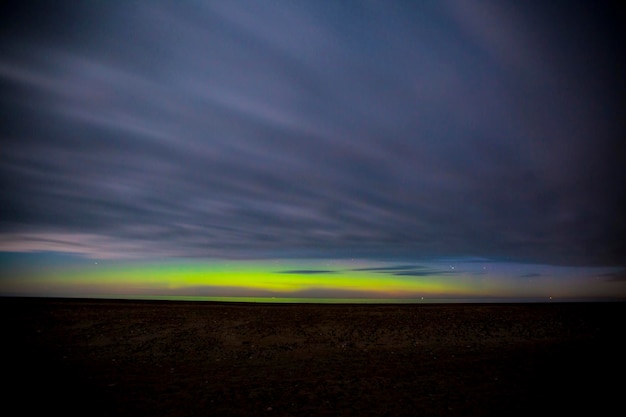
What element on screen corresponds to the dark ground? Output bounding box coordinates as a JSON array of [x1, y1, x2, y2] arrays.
[[1, 297, 624, 416]]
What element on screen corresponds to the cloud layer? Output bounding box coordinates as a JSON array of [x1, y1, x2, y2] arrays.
[[1, 0, 624, 265]]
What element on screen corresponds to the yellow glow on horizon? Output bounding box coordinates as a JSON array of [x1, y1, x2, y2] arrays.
[[7, 259, 477, 298], [4, 257, 621, 301]]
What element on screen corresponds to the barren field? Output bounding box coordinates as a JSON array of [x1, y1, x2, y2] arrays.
[[2, 298, 624, 416]]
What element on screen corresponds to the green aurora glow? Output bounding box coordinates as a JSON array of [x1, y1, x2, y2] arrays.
[[2, 257, 624, 302]]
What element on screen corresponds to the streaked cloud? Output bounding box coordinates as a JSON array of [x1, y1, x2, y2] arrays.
[[1, 0, 624, 273]]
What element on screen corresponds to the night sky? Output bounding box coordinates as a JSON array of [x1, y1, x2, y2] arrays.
[[1, 1, 625, 301]]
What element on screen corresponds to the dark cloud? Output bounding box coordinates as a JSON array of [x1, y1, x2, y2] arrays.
[[519, 273, 542, 279], [597, 270, 626, 283], [350, 264, 456, 277], [115, 285, 396, 300], [393, 270, 457, 277], [278, 270, 334, 275], [351, 265, 428, 272], [1, 0, 624, 266], [287, 288, 403, 300]]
